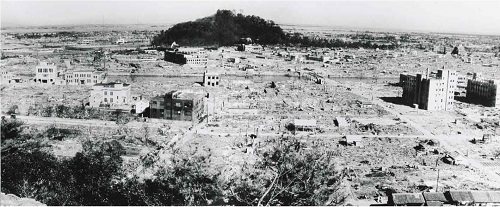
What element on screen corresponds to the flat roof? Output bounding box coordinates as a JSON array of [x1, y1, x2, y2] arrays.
[[423, 192, 448, 202], [470, 191, 500, 203], [345, 135, 363, 142], [294, 119, 317, 127], [94, 82, 130, 87], [392, 193, 425, 205], [71, 69, 95, 72], [171, 90, 205, 100], [335, 117, 349, 126]]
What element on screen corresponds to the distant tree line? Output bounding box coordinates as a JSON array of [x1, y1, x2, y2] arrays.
[[24, 104, 135, 124], [14, 31, 85, 39], [286, 33, 398, 49]]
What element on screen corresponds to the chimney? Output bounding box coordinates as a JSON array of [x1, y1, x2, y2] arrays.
[[426, 68, 430, 79]]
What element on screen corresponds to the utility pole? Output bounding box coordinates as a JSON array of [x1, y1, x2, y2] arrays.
[[435, 157, 440, 192], [436, 169, 440, 192]]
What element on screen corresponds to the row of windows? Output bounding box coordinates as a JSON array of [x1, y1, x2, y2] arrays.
[[74, 74, 92, 78], [207, 82, 219, 86], [103, 97, 127, 103], [151, 109, 193, 116], [151, 100, 194, 108], [37, 68, 54, 73], [207, 76, 219, 80]]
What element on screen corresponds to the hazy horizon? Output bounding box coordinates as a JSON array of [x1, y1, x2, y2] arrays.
[[2, 1, 500, 35]]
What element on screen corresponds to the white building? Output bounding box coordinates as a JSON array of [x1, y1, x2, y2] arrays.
[[132, 98, 150, 114], [115, 38, 126, 44], [34, 62, 61, 84], [90, 82, 131, 108], [203, 71, 220, 87], [65, 69, 107, 85]]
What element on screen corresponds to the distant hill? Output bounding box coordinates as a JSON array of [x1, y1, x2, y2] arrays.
[[151, 10, 287, 47]]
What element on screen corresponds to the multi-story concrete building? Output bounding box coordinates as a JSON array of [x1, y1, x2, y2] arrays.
[[150, 90, 205, 123], [164, 48, 208, 66], [400, 68, 457, 111], [64, 69, 107, 85], [90, 82, 131, 108], [466, 74, 500, 108], [203, 71, 220, 87], [34, 62, 59, 84]]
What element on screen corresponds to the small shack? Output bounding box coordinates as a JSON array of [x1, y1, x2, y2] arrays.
[[294, 119, 317, 133], [335, 117, 349, 127], [482, 134, 496, 143], [357, 100, 374, 108], [445, 191, 474, 206], [345, 135, 364, 147], [469, 191, 500, 205], [389, 193, 425, 206], [423, 192, 448, 206]]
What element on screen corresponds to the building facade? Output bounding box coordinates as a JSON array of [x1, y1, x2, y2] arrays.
[[150, 90, 205, 123], [164, 48, 208, 66], [64, 70, 107, 85], [65, 69, 107, 85], [203, 71, 220, 87], [34, 62, 59, 84], [466, 76, 499, 108], [90, 82, 131, 108], [401, 69, 457, 111]]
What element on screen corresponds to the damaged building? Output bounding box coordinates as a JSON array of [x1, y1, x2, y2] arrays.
[[164, 48, 208, 66], [150, 90, 205, 123], [466, 73, 499, 108], [400, 68, 457, 111]]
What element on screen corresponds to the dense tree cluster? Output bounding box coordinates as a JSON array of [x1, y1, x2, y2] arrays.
[[152, 9, 287, 47], [26, 104, 135, 124], [1, 117, 346, 206], [152, 9, 398, 50]]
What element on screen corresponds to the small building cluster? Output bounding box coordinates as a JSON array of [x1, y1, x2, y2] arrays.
[[31, 61, 108, 86], [1, 71, 23, 84], [400, 69, 500, 109]]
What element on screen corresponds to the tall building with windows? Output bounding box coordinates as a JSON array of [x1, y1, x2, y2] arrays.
[[400, 68, 457, 111], [90, 82, 131, 107], [466, 73, 499, 108], [150, 90, 205, 123], [34, 62, 59, 84]]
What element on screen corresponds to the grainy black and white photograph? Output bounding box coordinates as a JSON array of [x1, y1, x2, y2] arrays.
[[1, 0, 500, 206]]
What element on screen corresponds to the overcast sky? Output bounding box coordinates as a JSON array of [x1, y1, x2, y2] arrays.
[[2, 1, 500, 35]]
